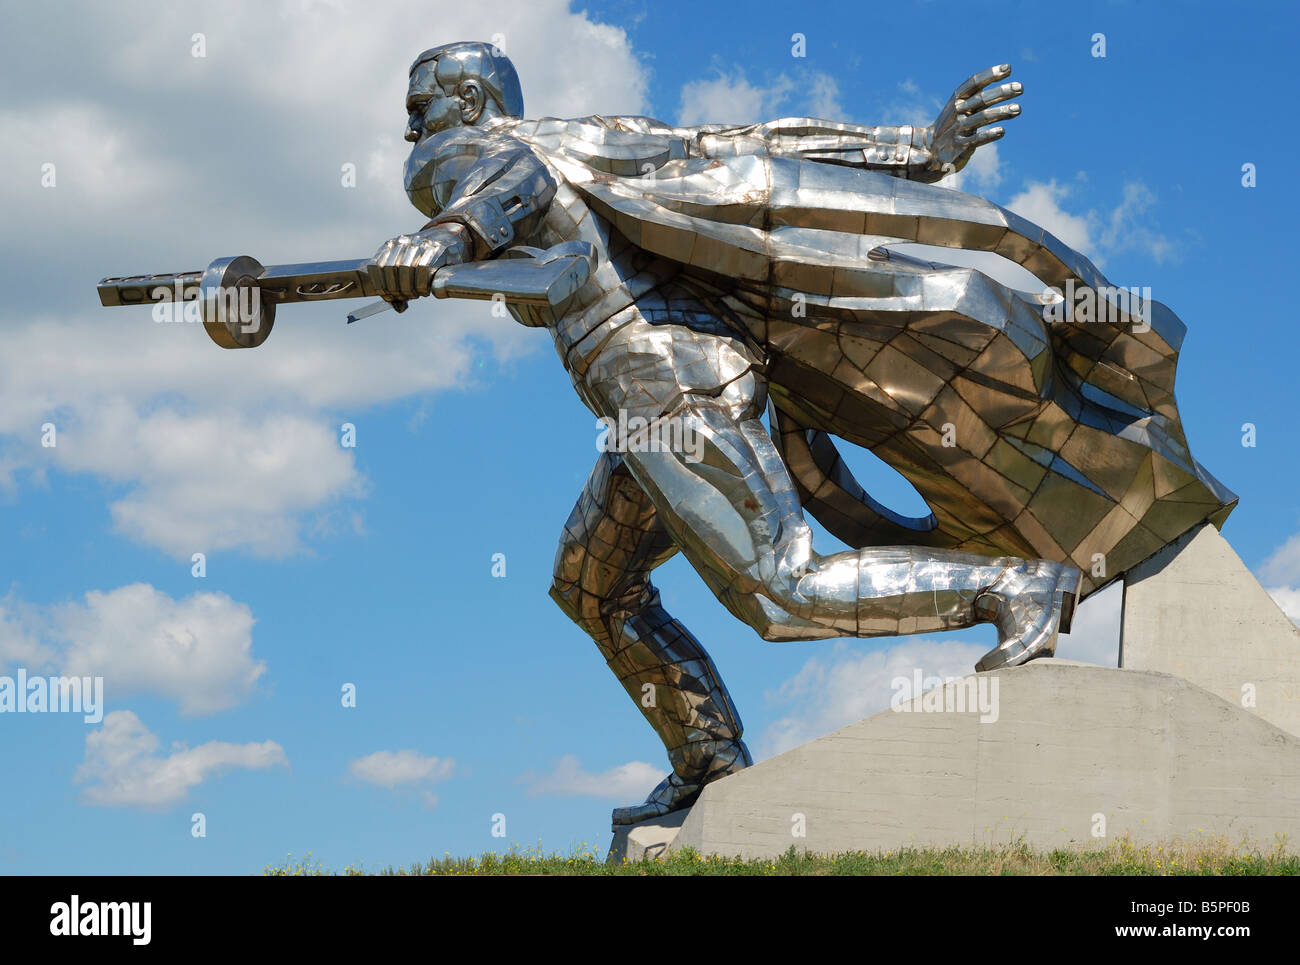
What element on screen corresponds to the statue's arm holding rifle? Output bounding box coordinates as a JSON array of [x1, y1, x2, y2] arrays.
[[369, 128, 558, 309]]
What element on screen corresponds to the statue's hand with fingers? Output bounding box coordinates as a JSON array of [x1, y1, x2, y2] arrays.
[[923, 64, 1023, 178]]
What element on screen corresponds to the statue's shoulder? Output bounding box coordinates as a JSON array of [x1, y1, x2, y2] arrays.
[[593, 115, 679, 135], [502, 116, 686, 179], [501, 116, 593, 140]]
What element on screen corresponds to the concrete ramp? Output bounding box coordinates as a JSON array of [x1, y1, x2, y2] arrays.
[[649, 661, 1300, 860], [1121, 523, 1300, 738]]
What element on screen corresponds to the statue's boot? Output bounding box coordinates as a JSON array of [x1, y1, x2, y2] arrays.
[[607, 596, 751, 827], [973, 559, 1082, 671], [611, 738, 751, 826]]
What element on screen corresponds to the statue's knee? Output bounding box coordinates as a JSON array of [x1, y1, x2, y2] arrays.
[[552, 578, 615, 640], [550, 548, 590, 626], [720, 583, 801, 641], [719, 577, 843, 642], [753, 617, 793, 642]]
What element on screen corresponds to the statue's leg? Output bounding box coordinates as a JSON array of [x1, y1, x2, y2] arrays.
[[582, 315, 1081, 670], [550, 450, 752, 826]]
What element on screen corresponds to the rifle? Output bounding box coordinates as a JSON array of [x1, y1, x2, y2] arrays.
[[96, 242, 596, 348]]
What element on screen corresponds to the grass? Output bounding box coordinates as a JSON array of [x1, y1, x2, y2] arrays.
[[263, 836, 1300, 876]]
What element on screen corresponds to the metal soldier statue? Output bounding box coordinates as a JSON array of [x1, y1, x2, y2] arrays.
[[99, 40, 1236, 826]]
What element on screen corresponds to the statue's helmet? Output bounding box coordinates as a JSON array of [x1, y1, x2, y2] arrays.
[[408, 41, 524, 119]]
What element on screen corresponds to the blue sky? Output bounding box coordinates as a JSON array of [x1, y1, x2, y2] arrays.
[[1, 0, 1297, 874]]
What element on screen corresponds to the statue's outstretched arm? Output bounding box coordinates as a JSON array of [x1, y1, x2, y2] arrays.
[[691, 64, 1022, 184], [695, 117, 936, 178]]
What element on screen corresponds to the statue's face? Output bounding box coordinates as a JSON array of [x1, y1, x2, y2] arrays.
[[405, 63, 460, 143]]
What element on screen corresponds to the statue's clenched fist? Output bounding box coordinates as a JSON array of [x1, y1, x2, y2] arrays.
[[368, 223, 471, 308]]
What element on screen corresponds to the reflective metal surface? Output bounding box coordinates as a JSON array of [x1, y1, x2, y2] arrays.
[[105, 41, 1235, 826], [385, 42, 1234, 824]]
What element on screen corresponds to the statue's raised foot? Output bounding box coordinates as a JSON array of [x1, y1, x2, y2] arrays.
[[974, 560, 1082, 672]]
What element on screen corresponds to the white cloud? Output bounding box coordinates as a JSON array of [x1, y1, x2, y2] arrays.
[[4, 583, 265, 716], [1006, 179, 1094, 253], [679, 70, 792, 126], [940, 142, 1003, 194], [348, 749, 455, 807], [348, 749, 455, 788], [1006, 178, 1175, 267], [875, 77, 941, 127], [760, 638, 986, 758], [0, 602, 55, 666], [47, 400, 366, 559], [807, 73, 843, 119], [0, 104, 186, 225], [523, 754, 664, 800], [0, 308, 506, 557], [678, 67, 842, 126], [74, 710, 286, 808], [1098, 181, 1176, 263], [1260, 531, 1300, 587]]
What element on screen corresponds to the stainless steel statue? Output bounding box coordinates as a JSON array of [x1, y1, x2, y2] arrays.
[[97, 41, 1236, 826]]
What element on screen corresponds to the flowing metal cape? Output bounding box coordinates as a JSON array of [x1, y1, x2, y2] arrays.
[[502, 115, 1236, 596]]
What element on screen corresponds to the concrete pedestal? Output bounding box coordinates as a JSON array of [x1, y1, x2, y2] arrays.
[[607, 529, 1300, 861], [606, 809, 687, 864], [608, 661, 1300, 861], [1121, 523, 1300, 738]]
